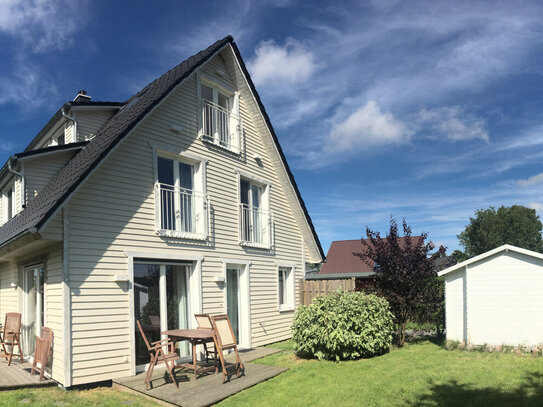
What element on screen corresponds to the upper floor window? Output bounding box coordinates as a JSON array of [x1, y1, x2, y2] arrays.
[[155, 154, 208, 240], [2, 183, 15, 224], [198, 74, 241, 154], [238, 175, 271, 248]]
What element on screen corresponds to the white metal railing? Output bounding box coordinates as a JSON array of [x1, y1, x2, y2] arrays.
[[201, 99, 241, 153], [239, 203, 271, 247], [156, 183, 209, 238]]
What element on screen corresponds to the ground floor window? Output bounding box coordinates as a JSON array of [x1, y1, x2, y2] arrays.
[[278, 266, 294, 311], [133, 262, 191, 367], [22, 264, 45, 357]]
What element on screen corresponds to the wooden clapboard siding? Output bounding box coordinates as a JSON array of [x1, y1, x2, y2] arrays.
[[75, 110, 116, 142], [45, 243, 64, 383], [23, 151, 79, 200], [64, 49, 310, 384], [0, 262, 18, 324]]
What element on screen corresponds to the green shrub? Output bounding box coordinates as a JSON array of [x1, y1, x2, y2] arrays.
[[291, 290, 394, 361]]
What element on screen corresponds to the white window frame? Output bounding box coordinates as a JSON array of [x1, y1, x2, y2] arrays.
[[197, 72, 241, 154], [151, 144, 209, 240], [2, 181, 16, 224], [276, 263, 296, 312], [236, 170, 272, 249]]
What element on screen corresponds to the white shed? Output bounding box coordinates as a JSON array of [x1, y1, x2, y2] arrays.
[[439, 244, 543, 346]]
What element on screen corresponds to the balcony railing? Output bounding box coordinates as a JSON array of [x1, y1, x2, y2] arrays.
[[239, 203, 272, 248], [201, 99, 241, 153], [156, 183, 209, 239]]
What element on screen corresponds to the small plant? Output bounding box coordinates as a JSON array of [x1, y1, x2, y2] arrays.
[[291, 290, 394, 361]]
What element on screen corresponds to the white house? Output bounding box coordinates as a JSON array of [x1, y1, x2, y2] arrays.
[[0, 36, 324, 387], [439, 244, 543, 346]]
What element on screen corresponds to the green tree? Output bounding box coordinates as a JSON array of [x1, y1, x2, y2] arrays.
[[355, 218, 446, 347], [458, 205, 543, 258]]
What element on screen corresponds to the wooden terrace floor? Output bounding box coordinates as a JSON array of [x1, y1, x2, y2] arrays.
[[0, 357, 56, 390], [113, 347, 287, 407]]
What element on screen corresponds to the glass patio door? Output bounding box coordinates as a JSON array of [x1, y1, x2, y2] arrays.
[[226, 267, 240, 343], [22, 265, 44, 357], [134, 262, 190, 368]]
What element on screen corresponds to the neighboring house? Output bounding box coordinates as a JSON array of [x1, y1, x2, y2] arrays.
[[314, 237, 421, 281], [439, 244, 543, 346], [0, 36, 324, 387]]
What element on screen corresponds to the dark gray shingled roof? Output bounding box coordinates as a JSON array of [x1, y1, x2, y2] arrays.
[[0, 35, 325, 260]]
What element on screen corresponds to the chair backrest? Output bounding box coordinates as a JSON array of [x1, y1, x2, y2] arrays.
[[41, 327, 54, 344], [211, 314, 237, 349], [4, 313, 21, 339], [136, 320, 152, 351], [33, 337, 51, 368], [194, 314, 213, 329]]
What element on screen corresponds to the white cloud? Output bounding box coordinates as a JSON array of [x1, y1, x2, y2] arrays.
[[527, 202, 543, 213], [518, 173, 543, 187], [0, 0, 88, 53], [0, 62, 58, 108], [326, 100, 407, 152], [248, 39, 316, 85], [415, 106, 489, 142]]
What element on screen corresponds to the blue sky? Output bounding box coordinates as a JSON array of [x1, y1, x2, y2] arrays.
[[1, 0, 543, 255]]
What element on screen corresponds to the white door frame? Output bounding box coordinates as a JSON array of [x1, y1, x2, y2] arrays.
[[222, 259, 251, 349], [22, 263, 45, 358], [125, 251, 203, 376]]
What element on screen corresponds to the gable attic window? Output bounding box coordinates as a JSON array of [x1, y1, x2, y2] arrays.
[[154, 150, 209, 240], [197, 73, 241, 154]]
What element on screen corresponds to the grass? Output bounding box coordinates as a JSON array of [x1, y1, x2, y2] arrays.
[[3, 340, 543, 406], [217, 339, 543, 407], [0, 386, 158, 407]]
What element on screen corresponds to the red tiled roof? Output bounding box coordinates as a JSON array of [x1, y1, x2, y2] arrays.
[[319, 237, 421, 275]]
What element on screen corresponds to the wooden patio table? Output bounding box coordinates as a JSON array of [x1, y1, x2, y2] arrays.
[[162, 328, 218, 381]]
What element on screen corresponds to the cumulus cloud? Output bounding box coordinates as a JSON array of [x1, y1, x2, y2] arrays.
[[248, 39, 316, 85], [0, 0, 87, 53], [415, 106, 489, 142], [326, 100, 408, 152], [518, 173, 543, 187]]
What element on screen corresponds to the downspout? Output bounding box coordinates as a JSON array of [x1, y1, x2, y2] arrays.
[[8, 157, 25, 207], [61, 107, 77, 142]]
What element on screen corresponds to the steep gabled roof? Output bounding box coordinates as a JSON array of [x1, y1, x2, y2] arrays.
[[0, 36, 325, 260]]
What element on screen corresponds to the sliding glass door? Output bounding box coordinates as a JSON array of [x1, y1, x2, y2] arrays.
[[133, 262, 190, 367]]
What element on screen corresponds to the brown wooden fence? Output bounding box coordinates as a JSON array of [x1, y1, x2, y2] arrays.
[[298, 278, 356, 306]]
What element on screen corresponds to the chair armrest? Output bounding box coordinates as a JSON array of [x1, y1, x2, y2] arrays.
[[151, 339, 172, 346]]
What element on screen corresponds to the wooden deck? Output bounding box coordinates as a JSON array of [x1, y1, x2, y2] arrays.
[[0, 358, 56, 390], [113, 347, 286, 407]]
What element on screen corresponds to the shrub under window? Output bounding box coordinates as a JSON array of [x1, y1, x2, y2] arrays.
[[292, 290, 394, 361]]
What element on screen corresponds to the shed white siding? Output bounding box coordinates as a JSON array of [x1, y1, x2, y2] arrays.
[[443, 248, 543, 346], [444, 269, 465, 343]]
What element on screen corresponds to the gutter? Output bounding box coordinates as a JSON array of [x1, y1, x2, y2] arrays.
[[7, 157, 25, 207], [61, 107, 77, 142]]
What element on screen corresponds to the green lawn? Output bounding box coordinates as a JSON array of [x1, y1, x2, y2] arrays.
[[2, 341, 542, 406], [0, 386, 157, 407], [217, 340, 543, 407]]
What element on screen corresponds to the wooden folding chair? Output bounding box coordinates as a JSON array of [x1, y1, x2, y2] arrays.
[[194, 314, 218, 365], [136, 320, 179, 390], [31, 327, 54, 381], [210, 314, 244, 383], [0, 313, 24, 366]]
